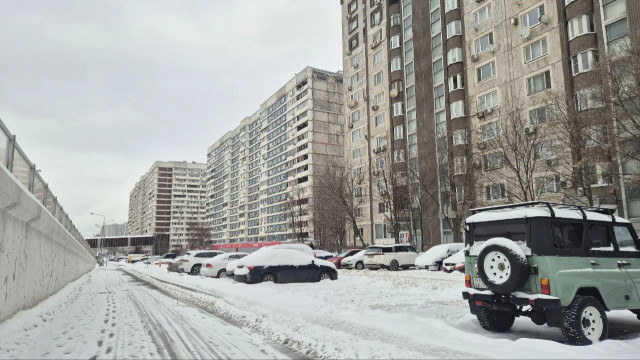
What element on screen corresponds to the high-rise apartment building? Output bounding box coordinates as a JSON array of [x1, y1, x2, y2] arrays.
[[100, 222, 128, 237], [128, 161, 206, 251], [205, 67, 344, 244]]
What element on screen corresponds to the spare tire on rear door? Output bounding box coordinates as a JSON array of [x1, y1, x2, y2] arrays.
[[477, 239, 529, 294]]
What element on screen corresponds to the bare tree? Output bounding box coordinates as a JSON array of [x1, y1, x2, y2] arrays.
[[372, 151, 412, 244], [286, 186, 308, 243], [186, 221, 210, 249]]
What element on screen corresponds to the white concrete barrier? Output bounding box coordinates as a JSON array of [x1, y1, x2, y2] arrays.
[[0, 165, 95, 323]]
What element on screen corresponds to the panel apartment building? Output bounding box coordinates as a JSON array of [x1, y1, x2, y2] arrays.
[[128, 161, 206, 251], [205, 67, 344, 244], [342, 0, 640, 245]]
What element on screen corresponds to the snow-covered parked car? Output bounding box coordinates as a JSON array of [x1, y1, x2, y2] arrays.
[[177, 250, 224, 275], [339, 250, 366, 270], [226, 243, 314, 278], [200, 252, 249, 278], [442, 249, 465, 273], [234, 247, 337, 284], [363, 244, 419, 271], [414, 243, 464, 271], [314, 249, 335, 260]]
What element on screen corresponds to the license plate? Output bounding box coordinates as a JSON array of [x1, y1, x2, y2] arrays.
[[473, 278, 487, 289]]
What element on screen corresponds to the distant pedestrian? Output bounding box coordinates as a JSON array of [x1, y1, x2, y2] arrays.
[[309, 242, 315, 250]]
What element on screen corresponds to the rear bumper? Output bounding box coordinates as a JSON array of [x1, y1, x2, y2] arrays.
[[462, 290, 561, 310]]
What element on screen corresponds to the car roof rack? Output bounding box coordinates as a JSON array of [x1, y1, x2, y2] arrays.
[[469, 201, 616, 222]]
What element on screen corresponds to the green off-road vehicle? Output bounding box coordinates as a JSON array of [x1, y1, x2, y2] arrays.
[[462, 202, 640, 345]]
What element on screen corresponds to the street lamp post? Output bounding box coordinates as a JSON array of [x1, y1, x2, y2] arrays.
[[90, 212, 106, 257]]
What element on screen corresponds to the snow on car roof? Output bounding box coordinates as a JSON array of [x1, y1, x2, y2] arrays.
[[466, 207, 629, 224], [241, 248, 335, 268]]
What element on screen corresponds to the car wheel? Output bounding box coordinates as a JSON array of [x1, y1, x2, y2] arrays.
[[477, 307, 516, 333], [261, 273, 276, 283], [355, 262, 364, 270], [562, 295, 608, 345], [318, 271, 332, 281], [477, 244, 528, 294], [177, 268, 184, 274], [217, 270, 227, 279], [190, 264, 201, 276], [389, 260, 399, 271]]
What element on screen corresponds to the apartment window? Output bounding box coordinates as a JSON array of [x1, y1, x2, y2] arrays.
[[391, 12, 402, 26], [373, 50, 383, 65], [350, 54, 360, 68], [378, 202, 388, 214], [433, 59, 444, 84], [456, 187, 465, 204], [485, 183, 506, 201], [354, 207, 363, 218], [526, 70, 551, 96], [407, 110, 417, 132], [473, 4, 492, 26], [453, 129, 467, 145], [451, 100, 465, 119], [445, 0, 459, 13], [376, 136, 387, 147], [447, 47, 463, 64], [374, 71, 384, 86], [371, 9, 382, 26], [393, 102, 404, 116], [454, 157, 467, 175], [404, 16, 413, 38], [391, 35, 401, 49], [355, 186, 363, 198], [352, 129, 362, 142], [376, 158, 386, 170], [394, 125, 405, 140], [351, 110, 360, 123], [432, 34, 442, 58], [405, 40, 414, 62], [391, 56, 403, 72], [374, 92, 385, 105], [604, 0, 626, 22], [350, 90, 361, 102], [533, 140, 556, 160], [481, 121, 500, 141], [476, 61, 496, 82], [348, 0, 357, 14], [352, 148, 362, 160], [373, 29, 383, 43], [475, 32, 494, 54], [606, 18, 629, 52], [351, 72, 359, 86], [431, 9, 441, 34], [568, 14, 595, 40], [484, 152, 504, 171], [522, 5, 545, 29], [575, 89, 603, 111], [349, 35, 359, 51], [524, 37, 548, 63], [477, 90, 499, 111], [436, 111, 447, 136], [446, 20, 462, 39], [406, 85, 415, 100], [571, 50, 598, 76], [434, 85, 445, 110], [529, 105, 554, 126], [391, 79, 404, 93], [449, 73, 464, 91], [375, 113, 385, 127], [395, 149, 406, 162], [349, 16, 359, 33], [536, 175, 561, 194]]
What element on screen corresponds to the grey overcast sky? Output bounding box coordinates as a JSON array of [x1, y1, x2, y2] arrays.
[[0, 0, 342, 237]]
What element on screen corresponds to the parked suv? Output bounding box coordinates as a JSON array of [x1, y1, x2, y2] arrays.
[[177, 250, 223, 275], [462, 202, 640, 345], [363, 244, 419, 271]]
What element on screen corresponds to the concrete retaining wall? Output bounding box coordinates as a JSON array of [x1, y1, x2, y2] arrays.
[[0, 165, 95, 323]]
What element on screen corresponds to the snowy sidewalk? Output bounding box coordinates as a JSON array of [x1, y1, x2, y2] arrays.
[[0, 265, 289, 359]]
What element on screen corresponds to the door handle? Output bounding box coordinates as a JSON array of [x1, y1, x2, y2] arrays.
[[590, 260, 600, 266], [618, 260, 631, 268]]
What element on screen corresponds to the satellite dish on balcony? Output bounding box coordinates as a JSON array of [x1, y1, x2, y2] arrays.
[[519, 26, 531, 40], [390, 89, 399, 98]]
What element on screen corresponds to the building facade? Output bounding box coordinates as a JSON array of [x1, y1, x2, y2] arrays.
[[205, 67, 344, 245], [100, 222, 128, 237], [127, 161, 206, 251]]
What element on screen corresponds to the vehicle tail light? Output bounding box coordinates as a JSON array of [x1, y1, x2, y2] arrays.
[[475, 300, 484, 307], [541, 278, 550, 295], [248, 266, 255, 270], [206, 263, 212, 268], [465, 274, 471, 288]]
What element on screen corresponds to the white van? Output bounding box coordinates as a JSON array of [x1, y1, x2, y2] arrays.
[[363, 244, 419, 271]]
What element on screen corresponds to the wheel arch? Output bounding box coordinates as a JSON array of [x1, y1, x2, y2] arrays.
[[574, 287, 609, 311]]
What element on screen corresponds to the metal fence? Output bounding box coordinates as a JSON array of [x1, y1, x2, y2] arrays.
[[0, 118, 94, 257]]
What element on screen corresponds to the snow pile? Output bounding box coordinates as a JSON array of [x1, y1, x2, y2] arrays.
[[469, 238, 531, 258], [442, 249, 465, 266], [235, 248, 335, 275], [415, 243, 464, 267]]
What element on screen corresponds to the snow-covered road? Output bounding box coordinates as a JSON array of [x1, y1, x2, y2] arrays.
[[0, 265, 290, 359], [1, 262, 640, 359]]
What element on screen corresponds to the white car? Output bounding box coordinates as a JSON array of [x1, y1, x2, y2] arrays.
[[339, 250, 366, 270], [200, 252, 249, 278], [225, 243, 314, 277], [177, 250, 224, 275], [442, 249, 466, 273], [414, 243, 464, 271], [363, 244, 419, 271]]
